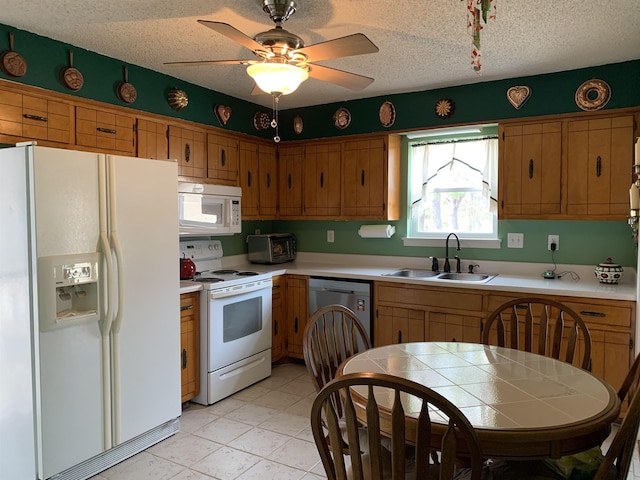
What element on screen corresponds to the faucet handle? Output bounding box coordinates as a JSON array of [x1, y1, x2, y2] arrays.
[[430, 256, 439, 272], [468, 264, 480, 274]]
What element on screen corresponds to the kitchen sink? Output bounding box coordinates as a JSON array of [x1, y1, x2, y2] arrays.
[[383, 269, 440, 278], [436, 272, 495, 282]]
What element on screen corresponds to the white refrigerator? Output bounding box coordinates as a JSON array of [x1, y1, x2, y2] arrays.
[[0, 144, 181, 479]]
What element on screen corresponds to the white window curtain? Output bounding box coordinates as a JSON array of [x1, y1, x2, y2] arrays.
[[411, 137, 498, 215]]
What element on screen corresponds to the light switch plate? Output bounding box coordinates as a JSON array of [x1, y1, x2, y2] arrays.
[[507, 233, 524, 248]]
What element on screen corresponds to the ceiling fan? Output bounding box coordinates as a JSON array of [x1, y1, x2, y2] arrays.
[[165, 0, 379, 96]]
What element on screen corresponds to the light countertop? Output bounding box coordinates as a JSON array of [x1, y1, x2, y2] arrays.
[[180, 252, 636, 301]]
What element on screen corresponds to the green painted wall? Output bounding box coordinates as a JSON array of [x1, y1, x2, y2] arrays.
[[2, 22, 639, 267]]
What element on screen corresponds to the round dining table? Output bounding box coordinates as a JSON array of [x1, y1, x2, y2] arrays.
[[337, 341, 620, 460]]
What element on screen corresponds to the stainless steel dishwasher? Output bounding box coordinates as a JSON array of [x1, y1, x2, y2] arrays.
[[308, 277, 372, 342]]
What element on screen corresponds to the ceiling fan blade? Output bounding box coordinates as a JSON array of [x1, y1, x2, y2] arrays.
[[307, 63, 374, 91], [164, 59, 255, 66], [295, 33, 378, 62], [197, 20, 265, 53]]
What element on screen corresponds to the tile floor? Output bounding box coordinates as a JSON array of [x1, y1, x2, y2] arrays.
[[89, 360, 640, 480]]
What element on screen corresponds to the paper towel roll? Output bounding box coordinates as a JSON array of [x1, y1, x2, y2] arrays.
[[358, 224, 396, 238]]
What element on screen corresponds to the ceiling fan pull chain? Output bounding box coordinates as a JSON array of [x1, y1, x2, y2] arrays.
[[271, 94, 281, 143]]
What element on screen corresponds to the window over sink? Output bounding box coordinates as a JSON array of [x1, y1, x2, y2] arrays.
[[404, 125, 500, 248]]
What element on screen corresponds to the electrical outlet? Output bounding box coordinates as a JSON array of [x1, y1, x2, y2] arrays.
[[548, 235, 559, 251], [327, 230, 334, 243], [507, 233, 524, 248], [254, 228, 261, 235]]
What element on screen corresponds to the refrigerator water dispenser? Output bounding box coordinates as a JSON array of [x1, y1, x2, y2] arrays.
[[38, 253, 101, 331]]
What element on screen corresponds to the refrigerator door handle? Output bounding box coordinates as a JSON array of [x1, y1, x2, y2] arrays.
[[98, 155, 114, 450]]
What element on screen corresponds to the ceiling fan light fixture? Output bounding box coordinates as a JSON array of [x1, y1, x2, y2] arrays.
[[247, 62, 308, 95]]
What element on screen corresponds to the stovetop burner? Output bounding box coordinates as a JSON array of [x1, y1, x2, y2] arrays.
[[213, 269, 239, 275], [236, 271, 259, 276], [192, 277, 224, 283]]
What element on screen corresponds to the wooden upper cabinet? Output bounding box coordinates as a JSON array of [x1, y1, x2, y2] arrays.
[[304, 142, 342, 217], [566, 115, 634, 219], [258, 143, 278, 218], [342, 135, 401, 219], [499, 121, 562, 218], [76, 106, 135, 154], [169, 124, 205, 179], [137, 118, 168, 160], [278, 144, 304, 217], [0, 89, 72, 144], [240, 140, 260, 217], [207, 131, 239, 185]]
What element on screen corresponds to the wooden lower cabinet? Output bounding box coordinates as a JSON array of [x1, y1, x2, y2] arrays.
[[271, 276, 286, 362], [374, 281, 484, 346], [284, 274, 308, 359], [180, 292, 200, 403]]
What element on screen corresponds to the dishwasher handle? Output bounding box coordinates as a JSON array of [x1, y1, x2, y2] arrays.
[[315, 287, 357, 295]]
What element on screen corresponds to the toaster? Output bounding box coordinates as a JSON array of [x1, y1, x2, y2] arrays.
[[247, 233, 296, 264]]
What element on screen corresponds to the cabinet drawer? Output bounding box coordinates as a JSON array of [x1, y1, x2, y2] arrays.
[[377, 283, 483, 312], [563, 301, 631, 328], [180, 293, 198, 322]]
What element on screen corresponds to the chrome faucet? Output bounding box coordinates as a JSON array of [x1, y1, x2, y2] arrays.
[[444, 233, 461, 273]]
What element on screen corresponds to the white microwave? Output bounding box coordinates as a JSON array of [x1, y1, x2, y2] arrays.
[[178, 183, 242, 236]]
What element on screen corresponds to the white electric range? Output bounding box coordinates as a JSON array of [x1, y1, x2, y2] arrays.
[[179, 240, 272, 405]]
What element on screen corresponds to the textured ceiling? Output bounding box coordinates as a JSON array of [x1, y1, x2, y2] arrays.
[[1, 0, 639, 109]]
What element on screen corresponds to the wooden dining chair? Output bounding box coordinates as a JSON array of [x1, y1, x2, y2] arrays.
[[303, 304, 372, 394], [311, 372, 485, 480], [482, 297, 592, 370]]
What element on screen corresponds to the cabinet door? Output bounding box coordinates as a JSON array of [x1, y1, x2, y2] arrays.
[[240, 140, 260, 218], [137, 118, 168, 160], [258, 143, 278, 218], [342, 136, 400, 219], [180, 292, 199, 403], [169, 125, 205, 179], [0, 89, 72, 144], [207, 131, 239, 185], [285, 275, 308, 358], [428, 312, 481, 343], [375, 305, 425, 346], [304, 142, 342, 217], [278, 145, 304, 217], [76, 106, 135, 154], [566, 115, 634, 218], [499, 122, 562, 217], [271, 276, 286, 362]]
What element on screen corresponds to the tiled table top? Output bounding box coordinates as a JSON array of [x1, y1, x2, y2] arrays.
[[340, 342, 621, 459]]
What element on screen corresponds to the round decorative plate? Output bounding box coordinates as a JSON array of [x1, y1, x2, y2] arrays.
[[575, 79, 611, 111], [379, 101, 396, 127], [293, 115, 303, 134], [435, 98, 455, 119], [333, 107, 351, 129], [254, 112, 270, 131], [168, 88, 188, 111]]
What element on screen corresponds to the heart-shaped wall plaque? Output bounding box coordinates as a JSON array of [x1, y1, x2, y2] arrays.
[[214, 104, 232, 125], [506, 86, 531, 109]]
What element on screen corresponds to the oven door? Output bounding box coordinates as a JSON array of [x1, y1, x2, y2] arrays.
[[207, 280, 272, 372]]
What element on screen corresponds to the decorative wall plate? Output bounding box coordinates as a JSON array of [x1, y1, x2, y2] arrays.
[[167, 88, 188, 111], [575, 79, 611, 111], [379, 101, 396, 127], [333, 107, 351, 129], [506, 86, 531, 109], [214, 104, 232, 125], [0, 32, 26, 78], [435, 98, 455, 119], [116, 67, 137, 104], [254, 111, 270, 130], [293, 115, 303, 134], [61, 50, 84, 91]]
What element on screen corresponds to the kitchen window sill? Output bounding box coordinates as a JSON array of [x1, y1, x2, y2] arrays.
[[402, 237, 502, 249]]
